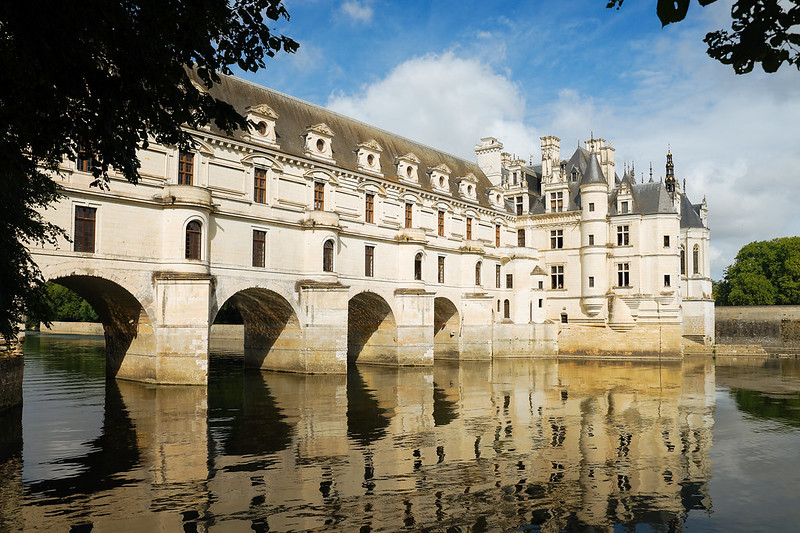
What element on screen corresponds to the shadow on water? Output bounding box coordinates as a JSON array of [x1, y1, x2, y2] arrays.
[[23, 380, 140, 498], [346, 365, 390, 446], [207, 355, 293, 472], [432, 381, 458, 427]]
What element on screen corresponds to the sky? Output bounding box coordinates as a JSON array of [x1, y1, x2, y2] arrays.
[[238, 0, 800, 280]]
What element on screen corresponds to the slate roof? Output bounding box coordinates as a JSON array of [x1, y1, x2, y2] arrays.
[[580, 152, 607, 186], [196, 73, 501, 209], [680, 194, 706, 228]]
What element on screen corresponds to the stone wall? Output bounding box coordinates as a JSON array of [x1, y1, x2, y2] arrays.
[[716, 306, 800, 353], [0, 356, 24, 413], [40, 321, 105, 335]]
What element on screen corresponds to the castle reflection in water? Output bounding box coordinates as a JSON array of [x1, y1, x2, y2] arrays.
[[3, 342, 715, 531]]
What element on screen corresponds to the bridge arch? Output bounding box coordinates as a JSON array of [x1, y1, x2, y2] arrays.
[[347, 291, 398, 365], [43, 273, 156, 380], [214, 287, 303, 372], [433, 296, 460, 359]]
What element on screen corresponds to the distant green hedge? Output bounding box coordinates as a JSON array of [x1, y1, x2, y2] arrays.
[[714, 237, 800, 305]]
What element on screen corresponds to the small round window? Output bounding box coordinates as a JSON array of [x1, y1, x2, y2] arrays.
[[439, 176, 445, 187], [496, 194, 501, 203], [467, 185, 473, 195], [406, 165, 413, 178], [316, 138, 325, 152], [367, 153, 375, 167], [256, 121, 267, 136]]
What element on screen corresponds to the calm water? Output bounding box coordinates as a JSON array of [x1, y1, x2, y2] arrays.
[[2, 335, 800, 531]]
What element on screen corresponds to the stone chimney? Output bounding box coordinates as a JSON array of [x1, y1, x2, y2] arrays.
[[474, 137, 504, 187], [540, 136, 560, 183]]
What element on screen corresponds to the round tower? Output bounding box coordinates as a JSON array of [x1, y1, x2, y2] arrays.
[[579, 152, 609, 318]]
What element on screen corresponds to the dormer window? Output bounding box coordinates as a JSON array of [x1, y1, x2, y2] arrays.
[[570, 168, 579, 182], [356, 140, 383, 175], [397, 153, 420, 184], [457, 173, 479, 201], [620, 200, 629, 214], [488, 186, 504, 208], [246, 103, 279, 147], [430, 164, 451, 192], [304, 123, 335, 161]]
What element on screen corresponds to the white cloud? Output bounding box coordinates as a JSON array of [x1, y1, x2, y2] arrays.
[[341, 1, 373, 23], [327, 52, 540, 160]]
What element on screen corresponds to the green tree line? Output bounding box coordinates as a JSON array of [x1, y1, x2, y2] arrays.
[[26, 282, 99, 329], [714, 236, 800, 305]]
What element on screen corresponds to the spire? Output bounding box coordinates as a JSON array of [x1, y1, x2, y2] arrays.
[[649, 161, 653, 183], [665, 148, 676, 195]]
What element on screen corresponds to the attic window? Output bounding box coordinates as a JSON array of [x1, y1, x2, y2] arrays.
[[316, 138, 325, 152], [406, 166, 413, 178], [467, 185, 473, 195], [571, 169, 578, 182], [256, 121, 267, 136], [621, 201, 629, 214], [367, 154, 375, 167], [439, 176, 445, 187]]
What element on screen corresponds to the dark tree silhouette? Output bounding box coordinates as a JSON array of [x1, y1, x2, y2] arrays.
[[0, 1, 297, 341]]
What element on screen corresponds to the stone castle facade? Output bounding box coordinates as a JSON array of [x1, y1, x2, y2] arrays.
[[32, 73, 713, 383]]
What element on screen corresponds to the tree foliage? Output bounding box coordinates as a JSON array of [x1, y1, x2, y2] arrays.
[[714, 237, 800, 305], [607, 0, 800, 73], [0, 1, 297, 342], [25, 282, 100, 329]]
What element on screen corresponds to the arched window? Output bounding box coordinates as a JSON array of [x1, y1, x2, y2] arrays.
[[323, 239, 334, 272], [475, 261, 482, 286], [414, 252, 423, 281], [185, 220, 202, 260], [503, 299, 510, 319], [693, 245, 700, 275], [680, 246, 686, 276]]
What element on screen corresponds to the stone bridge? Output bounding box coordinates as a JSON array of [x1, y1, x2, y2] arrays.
[[31, 244, 548, 385]]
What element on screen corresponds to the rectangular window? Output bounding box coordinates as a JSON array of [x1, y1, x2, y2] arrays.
[[365, 193, 374, 223], [466, 217, 472, 240], [663, 235, 670, 248], [517, 229, 525, 247], [538, 280, 544, 290], [76, 146, 96, 173], [365, 245, 374, 277], [538, 299, 543, 308], [74, 206, 96, 253], [314, 182, 325, 210], [588, 234, 595, 246], [550, 229, 564, 249], [254, 168, 267, 204], [506, 273, 513, 289], [405, 203, 413, 228], [550, 265, 564, 289], [252, 230, 266, 267], [664, 274, 671, 287], [438, 256, 445, 284], [616, 225, 630, 246], [588, 202, 595, 212], [495, 224, 501, 247], [588, 276, 595, 288], [550, 191, 564, 212], [617, 263, 630, 287], [620, 200, 629, 214], [438, 211, 445, 237], [496, 264, 502, 288], [178, 151, 194, 185], [516, 196, 524, 215]]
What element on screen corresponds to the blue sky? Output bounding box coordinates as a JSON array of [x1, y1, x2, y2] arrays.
[[238, 0, 800, 279]]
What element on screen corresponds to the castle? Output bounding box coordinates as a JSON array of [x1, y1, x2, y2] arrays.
[[33, 74, 713, 383]]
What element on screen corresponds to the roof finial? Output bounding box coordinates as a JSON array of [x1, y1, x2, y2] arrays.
[[649, 161, 653, 182]]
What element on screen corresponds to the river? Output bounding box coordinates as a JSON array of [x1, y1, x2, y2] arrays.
[[1, 333, 800, 531]]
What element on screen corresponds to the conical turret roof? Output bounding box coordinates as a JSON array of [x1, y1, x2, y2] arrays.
[[580, 152, 606, 186]]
